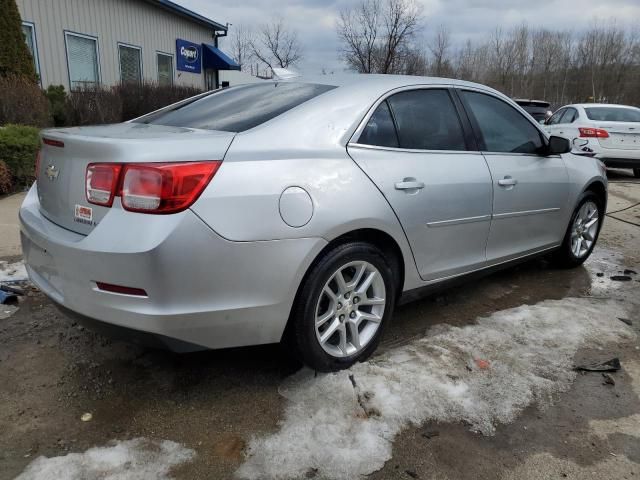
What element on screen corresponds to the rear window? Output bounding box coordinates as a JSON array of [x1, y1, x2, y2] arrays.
[[135, 82, 336, 132], [585, 107, 640, 123]]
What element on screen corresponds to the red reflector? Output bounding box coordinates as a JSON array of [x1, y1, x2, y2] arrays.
[[120, 161, 221, 214], [86, 163, 122, 207], [96, 282, 148, 297], [43, 137, 64, 148], [579, 127, 609, 139]]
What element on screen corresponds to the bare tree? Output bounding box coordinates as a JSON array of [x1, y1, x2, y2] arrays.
[[249, 17, 303, 71], [337, 0, 422, 74], [228, 24, 253, 72], [428, 25, 452, 76]]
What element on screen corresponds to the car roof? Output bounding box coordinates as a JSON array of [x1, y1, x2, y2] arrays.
[[281, 73, 500, 94], [565, 103, 640, 110], [514, 99, 551, 107]]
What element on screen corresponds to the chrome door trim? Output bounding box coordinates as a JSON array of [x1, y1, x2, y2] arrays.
[[492, 207, 561, 219], [426, 214, 491, 228]]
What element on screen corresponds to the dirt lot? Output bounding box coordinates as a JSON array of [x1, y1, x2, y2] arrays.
[[1, 170, 639, 480]]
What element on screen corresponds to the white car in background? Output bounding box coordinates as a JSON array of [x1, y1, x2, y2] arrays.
[[545, 103, 640, 177]]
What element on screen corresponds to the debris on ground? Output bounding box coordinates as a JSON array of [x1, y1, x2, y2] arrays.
[[405, 469, 419, 478], [602, 373, 616, 386], [474, 359, 491, 370], [618, 317, 633, 326], [0, 290, 18, 305], [610, 275, 632, 282], [574, 358, 621, 372], [1, 283, 25, 295], [623, 269, 637, 275], [421, 430, 440, 440], [80, 412, 93, 422], [596, 272, 604, 277]]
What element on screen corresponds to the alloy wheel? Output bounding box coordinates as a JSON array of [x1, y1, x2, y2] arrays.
[[571, 200, 599, 258], [314, 261, 386, 358]]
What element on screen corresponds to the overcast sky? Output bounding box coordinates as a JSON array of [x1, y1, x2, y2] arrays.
[[176, 0, 640, 74]]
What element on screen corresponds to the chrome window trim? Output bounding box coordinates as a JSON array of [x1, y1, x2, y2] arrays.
[[347, 142, 482, 156]]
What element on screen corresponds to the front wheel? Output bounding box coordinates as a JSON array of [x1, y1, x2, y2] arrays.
[[288, 242, 397, 372], [552, 192, 603, 268], [633, 168, 640, 178]]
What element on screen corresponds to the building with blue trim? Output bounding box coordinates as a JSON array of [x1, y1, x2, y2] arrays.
[[17, 0, 241, 91]]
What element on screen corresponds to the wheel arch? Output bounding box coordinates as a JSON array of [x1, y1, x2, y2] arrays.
[[281, 227, 406, 342], [583, 179, 607, 211]]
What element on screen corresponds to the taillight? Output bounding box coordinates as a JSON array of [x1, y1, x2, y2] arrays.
[[43, 137, 65, 148], [121, 162, 221, 214], [86, 163, 122, 207], [579, 127, 609, 139], [84, 161, 221, 214]]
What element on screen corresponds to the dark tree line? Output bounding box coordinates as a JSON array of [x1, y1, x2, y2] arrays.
[[337, 0, 640, 107]]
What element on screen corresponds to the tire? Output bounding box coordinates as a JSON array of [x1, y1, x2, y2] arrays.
[[288, 242, 397, 372], [551, 191, 603, 268], [633, 168, 640, 178]]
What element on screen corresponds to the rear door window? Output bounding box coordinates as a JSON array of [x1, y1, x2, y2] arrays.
[[584, 107, 640, 122], [135, 82, 336, 132], [358, 101, 399, 148], [385, 89, 467, 151], [560, 108, 578, 123], [461, 91, 544, 154]]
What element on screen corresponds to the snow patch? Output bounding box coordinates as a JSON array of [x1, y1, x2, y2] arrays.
[[16, 438, 195, 480], [0, 260, 28, 282], [237, 297, 635, 480]]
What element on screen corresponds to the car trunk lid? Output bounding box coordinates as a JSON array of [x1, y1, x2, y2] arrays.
[[36, 123, 235, 235], [594, 122, 640, 150]]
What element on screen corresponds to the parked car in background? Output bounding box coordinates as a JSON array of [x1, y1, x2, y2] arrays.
[[20, 75, 607, 371], [514, 99, 552, 124], [545, 104, 640, 178]]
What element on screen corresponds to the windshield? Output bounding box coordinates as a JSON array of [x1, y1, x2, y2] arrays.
[[585, 107, 640, 123], [134, 82, 336, 132]]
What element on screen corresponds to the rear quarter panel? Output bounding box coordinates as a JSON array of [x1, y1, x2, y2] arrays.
[[561, 153, 608, 220]]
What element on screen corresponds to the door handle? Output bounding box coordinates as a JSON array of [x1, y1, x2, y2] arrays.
[[395, 179, 425, 191], [498, 177, 518, 187]]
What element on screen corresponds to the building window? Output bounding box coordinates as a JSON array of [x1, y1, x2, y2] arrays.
[[65, 32, 100, 89], [21, 22, 40, 79], [157, 52, 173, 86], [119, 43, 142, 84]]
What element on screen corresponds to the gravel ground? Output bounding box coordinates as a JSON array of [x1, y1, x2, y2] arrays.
[[1, 170, 639, 480]]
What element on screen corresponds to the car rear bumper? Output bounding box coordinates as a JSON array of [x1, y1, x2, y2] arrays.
[[19, 184, 326, 351], [598, 156, 640, 169]]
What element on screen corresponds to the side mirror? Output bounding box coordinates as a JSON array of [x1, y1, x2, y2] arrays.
[[546, 135, 571, 155]]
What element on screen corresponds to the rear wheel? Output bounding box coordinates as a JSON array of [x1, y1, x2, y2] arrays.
[[633, 168, 640, 178], [552, 191, 603, 268], [289, 242, 396, 372]]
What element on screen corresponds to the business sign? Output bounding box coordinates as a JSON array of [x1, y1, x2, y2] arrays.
[[176, 39, 201, 73]]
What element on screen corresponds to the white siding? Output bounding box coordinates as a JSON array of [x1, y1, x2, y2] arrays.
[[16, 0, 218, 90]]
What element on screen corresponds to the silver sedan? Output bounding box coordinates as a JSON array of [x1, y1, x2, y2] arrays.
[[20, 75, 607, 371]]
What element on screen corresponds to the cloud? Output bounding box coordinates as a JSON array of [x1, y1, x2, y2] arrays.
[[175, 0, 640, 73]]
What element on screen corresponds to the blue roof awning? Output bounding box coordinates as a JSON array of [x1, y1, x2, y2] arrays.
[[202, 44, 241, 71]]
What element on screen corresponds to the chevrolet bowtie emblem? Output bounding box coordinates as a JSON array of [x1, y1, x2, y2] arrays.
[[45, 164, 59, 181]]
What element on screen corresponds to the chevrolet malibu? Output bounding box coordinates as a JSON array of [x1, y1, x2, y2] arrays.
[[20, 75, 607, 371]]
